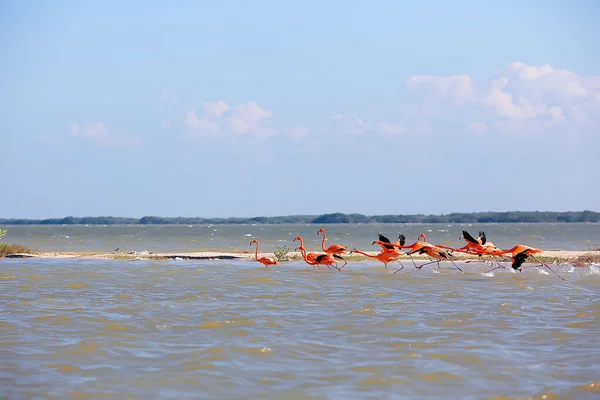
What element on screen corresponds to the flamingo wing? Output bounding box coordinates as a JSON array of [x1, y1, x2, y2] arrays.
[[398, 234, 406, 246], [377, 234, 396, 250], [479, 231, 488, 245], [512, 252, 529, 270], [462, 230, 479, 245], [325, 244, 347, 253]]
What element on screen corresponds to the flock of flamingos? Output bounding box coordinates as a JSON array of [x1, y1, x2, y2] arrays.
[[249, 228, 566, 280]]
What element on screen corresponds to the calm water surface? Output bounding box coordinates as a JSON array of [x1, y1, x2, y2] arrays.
[[4, 223, 600, 253], [1, 258, 599, 399]]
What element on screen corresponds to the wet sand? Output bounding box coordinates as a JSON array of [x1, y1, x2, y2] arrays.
[[6, 249, 600, 264]]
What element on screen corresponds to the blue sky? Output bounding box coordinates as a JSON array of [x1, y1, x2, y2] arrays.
[[1, 0, 599, 219]]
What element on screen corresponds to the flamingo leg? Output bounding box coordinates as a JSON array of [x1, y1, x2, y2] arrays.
[[527, 255, 566, 280], [448, 259, 464, 272], [415, 259, 441, 270], [484, 264, 506, 273], [409, 255, 419, 269], [334, 254, 347, 269], [392, 258, 405, 273]]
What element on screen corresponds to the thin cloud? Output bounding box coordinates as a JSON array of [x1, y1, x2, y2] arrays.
[[405, 61, 600, 136], [184, 100, 276, 141]]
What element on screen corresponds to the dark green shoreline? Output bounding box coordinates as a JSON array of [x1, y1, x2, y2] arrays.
[[1, 211, 599, 225]]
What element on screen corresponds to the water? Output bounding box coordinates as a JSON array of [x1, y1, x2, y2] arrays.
[[1, 258, 599, 399], [3, 223, 600, 253], [2, 224, 600, 398]]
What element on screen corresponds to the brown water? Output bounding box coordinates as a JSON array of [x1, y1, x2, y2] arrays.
[[1, 258, 599, 399], [4, 223, 600, 253]]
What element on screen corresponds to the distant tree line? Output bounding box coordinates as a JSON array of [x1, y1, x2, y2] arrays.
[[0, 211, 598, 225]]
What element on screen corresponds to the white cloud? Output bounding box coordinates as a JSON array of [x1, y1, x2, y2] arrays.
[[204, 100, 230, 118], [287, 127, 308, 139], [405, 62, 600, 135], [185, 100, 275, 141], [70, 122, 138, 147], [184, 110, 221, 137], [377, 120, 405, 135], [331, 114, 344, 121]]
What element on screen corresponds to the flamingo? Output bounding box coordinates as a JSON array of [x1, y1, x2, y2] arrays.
[[374, 233, 463, 273], [249, 239, 278, 269], [438, 230, 507, 268], [350, 248, 406, 270], [373, 233, 406, 252], [486, 244, 566, 280], [293, 236, 341, 271], [317, 228, 348, 267]]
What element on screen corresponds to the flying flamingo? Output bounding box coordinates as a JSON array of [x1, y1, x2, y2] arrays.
[[350, 248, 406, 270], [293, 236, 341, 271], [438, 230, 507, 268], [373, 233, 406, 252], [249, 239, 278, 269], [317, 228, 348, 267], [375, 233, 463, 273], [486, 244, 566, 280]]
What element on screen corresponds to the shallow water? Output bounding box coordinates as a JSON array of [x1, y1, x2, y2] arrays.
[[1, 258, 599, 399], [4, 222, 600, 253]]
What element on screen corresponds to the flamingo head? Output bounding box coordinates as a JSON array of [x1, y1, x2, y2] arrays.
[[418, 233, 426, 242], [317, 228, 325, 235], [249, 239, 258, 246]]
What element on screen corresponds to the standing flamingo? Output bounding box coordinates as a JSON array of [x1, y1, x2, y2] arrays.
[[249, 239, 278, 269], [317, 228, 347, 267], [487, 244, 565, 280]]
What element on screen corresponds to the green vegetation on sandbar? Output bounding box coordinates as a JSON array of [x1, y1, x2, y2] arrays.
[[0, 228, 35, 257], [0, 210, 598, 225]]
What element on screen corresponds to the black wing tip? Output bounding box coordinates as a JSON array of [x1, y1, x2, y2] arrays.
[[399, 233, 406, 246], [462, 230, 478, 244], [513, 252, 528, 270], [378, 233, 391, 243], [479, 231, 487, 245]]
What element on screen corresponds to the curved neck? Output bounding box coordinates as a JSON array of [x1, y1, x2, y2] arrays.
[[253, 242, 259, 260], [319, 230, 327, 251], [298, 246, 312, 263]]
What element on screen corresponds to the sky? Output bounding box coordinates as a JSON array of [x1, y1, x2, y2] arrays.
[[1, 0, 599, 219]]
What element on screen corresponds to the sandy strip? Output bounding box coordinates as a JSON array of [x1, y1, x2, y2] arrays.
[[5, 250, 600, 263]]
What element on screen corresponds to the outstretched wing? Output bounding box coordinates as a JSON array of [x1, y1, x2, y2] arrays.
[[479, 231, 487, 245], [398, 233, 406, 246], [462, 230, 479, 245], [512, 252, 528, 270], [378, 233, 394, 250]]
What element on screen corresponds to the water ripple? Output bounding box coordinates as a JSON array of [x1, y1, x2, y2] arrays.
[[0, 258, 598, 399]]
